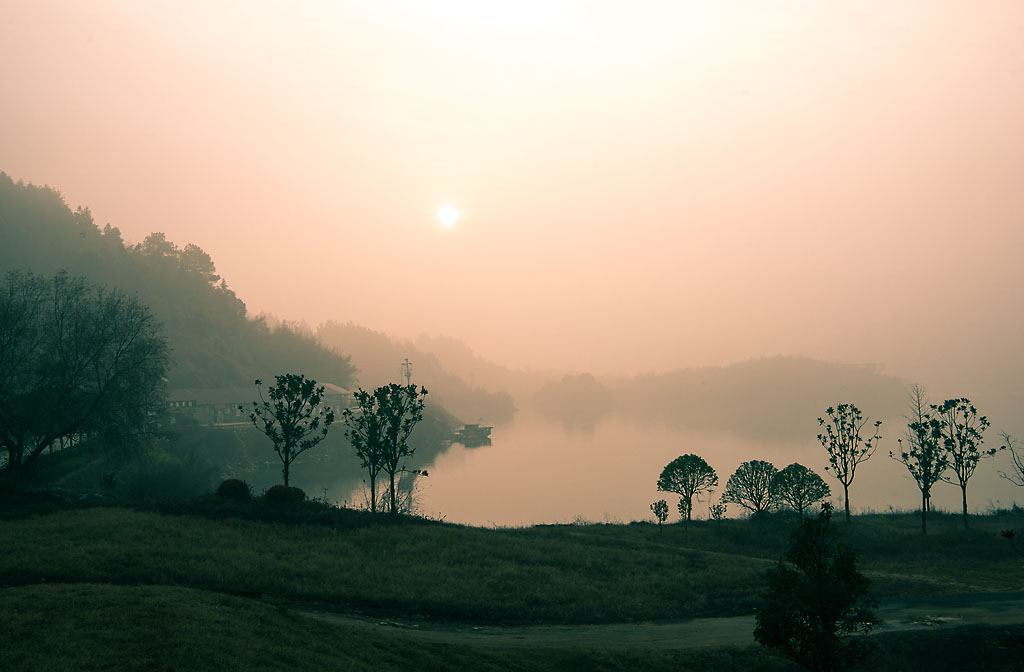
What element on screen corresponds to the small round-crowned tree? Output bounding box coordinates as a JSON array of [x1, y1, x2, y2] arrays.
[[774, 463, 831, 516], [657, 454, 717, 525], [722, 460, 779, 515]]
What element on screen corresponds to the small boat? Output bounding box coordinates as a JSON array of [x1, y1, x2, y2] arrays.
[[454, 423, 492, 446]]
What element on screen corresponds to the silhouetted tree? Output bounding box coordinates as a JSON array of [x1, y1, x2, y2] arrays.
[[710, 501, 727, 527], [657, 454, 718, 526], [723, 460, 779, 515], [677, 497, 690, 521], [890, 385, 946, 534], [774, 463, 831, 516], [243, 374, 335, 486], [651, 499, 669, 528], [380, 384, 427, 515], [1000, 433, 1024, 488], [933, 398, 997, 528], [755, 503, 879, 672], [1001, 529, 1023, 558], [341, 387, 388, 513], [817, 404, 882, 522], [0, 270, 168, 475], [345, 383, 427, 515]]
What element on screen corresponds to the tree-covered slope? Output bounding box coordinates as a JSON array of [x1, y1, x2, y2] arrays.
[[0, 173, 355, 390], [318, 321, 516, 425]]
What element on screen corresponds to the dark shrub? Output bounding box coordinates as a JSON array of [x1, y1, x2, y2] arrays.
[[216, 478, 252, 503], [120, 451, 217, 501], [264, 485, 305, 507]]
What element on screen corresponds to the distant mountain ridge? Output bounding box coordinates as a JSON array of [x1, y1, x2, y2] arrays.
[[531, 357, 907, 441]]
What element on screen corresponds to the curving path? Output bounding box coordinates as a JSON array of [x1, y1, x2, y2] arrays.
[[296, 591, 1024, 650]]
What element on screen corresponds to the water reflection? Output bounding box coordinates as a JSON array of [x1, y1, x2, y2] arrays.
[[409, 410, 1021, 527]]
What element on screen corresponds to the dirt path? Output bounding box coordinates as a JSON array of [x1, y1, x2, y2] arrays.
[[296, 592, 1024, 650]]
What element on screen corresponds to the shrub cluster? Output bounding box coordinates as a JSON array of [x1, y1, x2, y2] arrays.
[[263, 484, 306, 507], [215, 479, 252, 503]]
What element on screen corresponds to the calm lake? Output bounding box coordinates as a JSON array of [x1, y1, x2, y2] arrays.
[[369, 410, 1020, 527]]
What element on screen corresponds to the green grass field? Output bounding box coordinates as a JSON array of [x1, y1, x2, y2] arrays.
[[3, 583, 1022, 672], [1, 501, 1022, 670], [3, 504, 1021, 623]]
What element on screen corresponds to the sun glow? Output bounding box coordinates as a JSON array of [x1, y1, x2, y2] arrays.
[[437, 206, 461, 228]]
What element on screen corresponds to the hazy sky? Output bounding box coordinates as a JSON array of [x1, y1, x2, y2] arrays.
[[3, 1, 1023, 383]]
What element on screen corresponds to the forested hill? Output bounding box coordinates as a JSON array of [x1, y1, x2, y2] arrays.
[[317, 322, 516, 425], [0, 173, 355, 390]]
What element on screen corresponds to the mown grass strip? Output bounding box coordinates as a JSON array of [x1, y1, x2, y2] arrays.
[[2, 584, 1022, 672]]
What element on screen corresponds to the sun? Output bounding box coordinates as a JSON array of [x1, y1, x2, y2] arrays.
[[437, 206, 461, 228]]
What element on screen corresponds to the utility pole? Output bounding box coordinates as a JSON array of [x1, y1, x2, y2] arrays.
[[401, 358, 413, 385]]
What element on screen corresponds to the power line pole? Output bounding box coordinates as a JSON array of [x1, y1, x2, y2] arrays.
[[401, 358, 413, 385]]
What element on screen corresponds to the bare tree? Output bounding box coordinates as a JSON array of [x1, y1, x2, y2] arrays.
[[890, 385, 947, 534], [933, 398, 997, 528], [243, 374, 335, 487], [657, 454, 718, 526], [0, 270, 169, 475], [774, 463, 831, 516], [722, 460, 779, 515], [817, 404, 882, 522], [1000, 432, 1024, 487]]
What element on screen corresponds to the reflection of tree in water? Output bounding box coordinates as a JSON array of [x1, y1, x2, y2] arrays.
[[350, 470, 424, 514], [531, 373, 614, 435]]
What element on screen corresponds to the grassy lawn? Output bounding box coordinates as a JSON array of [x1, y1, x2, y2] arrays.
[[1, 504, 1021, 625], [0, 506, 765, 623], [2, 583, 1022, 672]]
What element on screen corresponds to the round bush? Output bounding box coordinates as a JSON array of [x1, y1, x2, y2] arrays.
[[263, 485, 306, 506], [215, 478, 252, 503]]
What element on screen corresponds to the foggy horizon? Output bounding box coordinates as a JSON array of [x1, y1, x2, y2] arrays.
[[3, 1, 1022, 389]]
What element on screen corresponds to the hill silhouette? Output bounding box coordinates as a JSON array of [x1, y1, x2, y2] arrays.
[[317, 322, 516, 426], [0, 173, 355, 391], [530, 357, 907, 442]]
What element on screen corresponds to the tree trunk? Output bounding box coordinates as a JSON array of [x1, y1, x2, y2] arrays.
[[921, 490, 927, 535], [961, 485, 969, 528], [389, 471, 397, 515], [369, 474, 377, 513], [843, 483, 851, 522], [283, 461, 290, 487]]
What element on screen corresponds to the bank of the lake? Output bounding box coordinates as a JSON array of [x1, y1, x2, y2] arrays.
[[378, 410, 1024, 527]]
